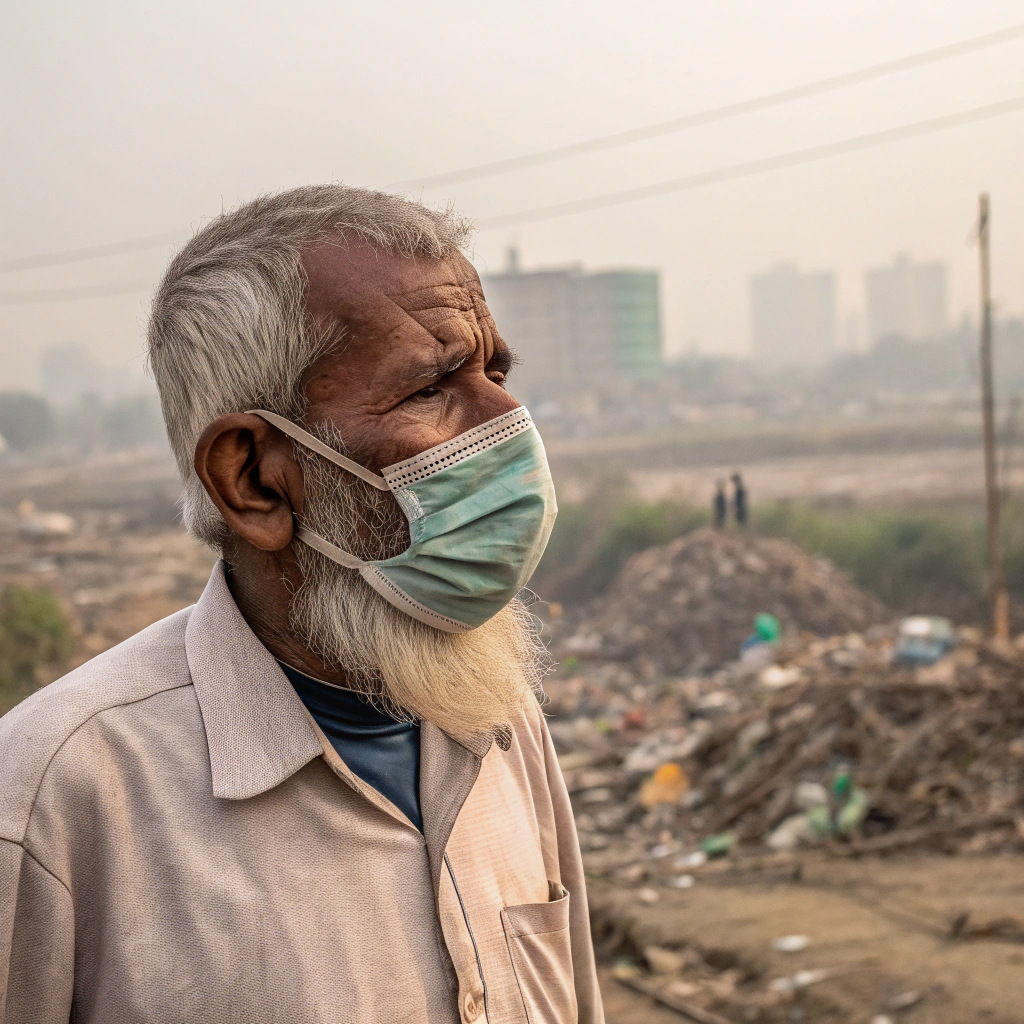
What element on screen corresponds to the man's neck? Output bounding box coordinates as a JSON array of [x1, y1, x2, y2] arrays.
[[223, 543, 353, 687]]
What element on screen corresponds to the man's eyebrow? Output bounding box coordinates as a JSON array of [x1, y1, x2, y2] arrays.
[[393, 284, 473, 312], [405, 350, 470, 385], [487, 347, 514, 376]]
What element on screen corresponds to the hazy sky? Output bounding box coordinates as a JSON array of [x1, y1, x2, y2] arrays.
[[2, 0, 1023, 391]]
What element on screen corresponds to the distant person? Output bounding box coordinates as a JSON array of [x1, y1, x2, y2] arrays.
[[0, 186, 601, 1023], [732, 472, 748, 525], [713, 479, 727, 528]]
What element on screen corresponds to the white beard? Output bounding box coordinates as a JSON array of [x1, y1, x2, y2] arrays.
[[287, 425, 551, 740]]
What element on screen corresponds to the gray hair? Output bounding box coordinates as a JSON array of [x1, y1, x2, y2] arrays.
[[147, 184, 473, 548]]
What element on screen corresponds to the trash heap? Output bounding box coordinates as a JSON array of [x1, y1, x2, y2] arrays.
[[545, 535, 1024, 873], [559, 529, 886, 675]]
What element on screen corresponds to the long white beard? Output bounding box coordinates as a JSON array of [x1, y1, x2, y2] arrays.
[[287, 426, 551, 740]]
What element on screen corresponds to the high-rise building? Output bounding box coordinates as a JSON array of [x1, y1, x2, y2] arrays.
[[749, 263, 837, 367], [865, 254, 948, 344], [482, 250, 662, 407]]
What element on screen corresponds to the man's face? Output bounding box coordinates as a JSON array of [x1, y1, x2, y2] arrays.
[[300, 238, 518, 469]]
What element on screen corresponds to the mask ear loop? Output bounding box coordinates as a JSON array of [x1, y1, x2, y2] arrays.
[[246, 409, 390, 491], [293, 525, 366, 569]]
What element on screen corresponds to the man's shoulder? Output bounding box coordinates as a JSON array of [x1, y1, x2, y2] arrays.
[[505, 690, 552, 765], [0, 606, 195, 842]]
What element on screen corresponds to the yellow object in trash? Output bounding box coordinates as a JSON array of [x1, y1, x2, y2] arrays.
[[639, 763, 690, 807]]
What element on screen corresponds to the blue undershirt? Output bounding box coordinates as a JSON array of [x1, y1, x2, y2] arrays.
[[279, 662, 423, 831]]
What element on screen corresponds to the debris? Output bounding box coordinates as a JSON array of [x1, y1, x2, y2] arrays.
[[558, 530, 886, 674], [673, 874, 696, 888], [768, 968, 829, 992], [637, 887, 661, 904], [675, 851, 708, 869], [793, 782, 829, 811], [545, 530, 1024, 867], [772, 934, 810, 953], [614, 971, 736, 1024], [699, 833, 735, 858], [17, 501, 76, 539], [644, 946, 688, 975], [767, 814, 816, 851], [950, 911, 1024, 943], [885, 990, 923, 1011], [640, 762, 690, 806], [760, 665, 802, 688], [893, 616, 956, 666]]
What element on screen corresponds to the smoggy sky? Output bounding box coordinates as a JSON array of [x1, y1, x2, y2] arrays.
[[2, 0, 1022, 391]]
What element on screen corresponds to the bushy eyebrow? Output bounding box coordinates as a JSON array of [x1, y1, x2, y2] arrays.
[[406, 350, 470, 386], [487, 347, 514, 377]]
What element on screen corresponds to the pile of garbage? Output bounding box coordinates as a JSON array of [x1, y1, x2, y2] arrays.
[[547, 617, 1024, 871], [559, 529, 886, 674]]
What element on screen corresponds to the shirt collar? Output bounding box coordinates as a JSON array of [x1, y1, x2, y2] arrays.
[[185, 560, 323, 800]]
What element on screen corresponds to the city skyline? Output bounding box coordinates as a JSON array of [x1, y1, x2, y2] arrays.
[[1, 1, 1022, 390]]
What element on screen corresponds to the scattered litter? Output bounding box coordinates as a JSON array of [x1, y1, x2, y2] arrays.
[[672, 874, 696, 888], [885, 990, 922, 1011], [674, 851, 708, 869], [699, 832, 735, 858], [893, 616, 956, 666], [546, 531, 1024, 870], [639, 762, 690, 807], [17, 502, 76, 539], [768, 968, 829, 992], [643, 946, 687, 975], [760, 664, 802, 688], [637, 887, 661, 904], [793, 781, 829, 811], [950, 911, 1024, 943], [772, 934, 810, 953]]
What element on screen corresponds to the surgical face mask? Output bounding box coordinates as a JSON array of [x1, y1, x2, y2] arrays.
[[249, 407, 558, 632]]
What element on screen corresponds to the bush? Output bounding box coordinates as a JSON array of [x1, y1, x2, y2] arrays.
[[0, 586, 75, 714], [755, 501, 985, 620]]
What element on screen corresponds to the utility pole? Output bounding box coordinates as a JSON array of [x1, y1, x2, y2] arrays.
[[978, 192, 1010, 641]]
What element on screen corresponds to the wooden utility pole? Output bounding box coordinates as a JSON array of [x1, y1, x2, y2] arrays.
[[978, 192, 1010, 641]]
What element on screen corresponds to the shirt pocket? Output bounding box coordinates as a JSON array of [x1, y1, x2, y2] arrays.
[[500, 881, 577, 1024]]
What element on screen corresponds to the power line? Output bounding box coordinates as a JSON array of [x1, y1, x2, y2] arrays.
[[5, 24, 1021, 276], [396, 22, 1024, 189], [0, 281, 152, 304], [4, 94, 1023, 300], [0, 231, 182, 274], [476, 94, 1024, 229]]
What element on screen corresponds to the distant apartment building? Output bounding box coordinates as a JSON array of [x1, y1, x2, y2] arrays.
[[749, 263, 837, 367], [482, 250, 662, 407], [865, 254, 948, 344]]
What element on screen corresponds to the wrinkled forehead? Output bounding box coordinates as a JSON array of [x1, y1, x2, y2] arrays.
[[301, 236, 479, 325]]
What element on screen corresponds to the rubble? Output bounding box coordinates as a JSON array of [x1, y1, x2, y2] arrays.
[[544, 536, 1024, 871], [558, 529, 887, 675]]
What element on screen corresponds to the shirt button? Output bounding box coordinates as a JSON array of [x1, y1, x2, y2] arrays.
[[463, 991, 483, 1021]]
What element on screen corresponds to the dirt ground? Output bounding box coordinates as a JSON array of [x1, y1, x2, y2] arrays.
[[592, 852, 1024, 1023], [3, 445, 1023, 1021]]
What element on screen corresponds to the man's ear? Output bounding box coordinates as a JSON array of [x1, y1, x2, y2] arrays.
[[194, 413, 304, 552]]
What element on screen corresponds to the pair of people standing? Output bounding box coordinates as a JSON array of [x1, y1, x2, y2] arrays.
[[714, 472, 747, 528]]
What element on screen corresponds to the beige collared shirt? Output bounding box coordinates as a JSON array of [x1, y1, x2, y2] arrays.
[[0, 562, 602, 1024]]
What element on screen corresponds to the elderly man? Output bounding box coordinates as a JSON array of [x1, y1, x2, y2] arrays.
[[0, 186, 603, 1024]]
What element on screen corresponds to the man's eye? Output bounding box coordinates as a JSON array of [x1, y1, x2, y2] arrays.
[[413, 385, 441, 399]]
